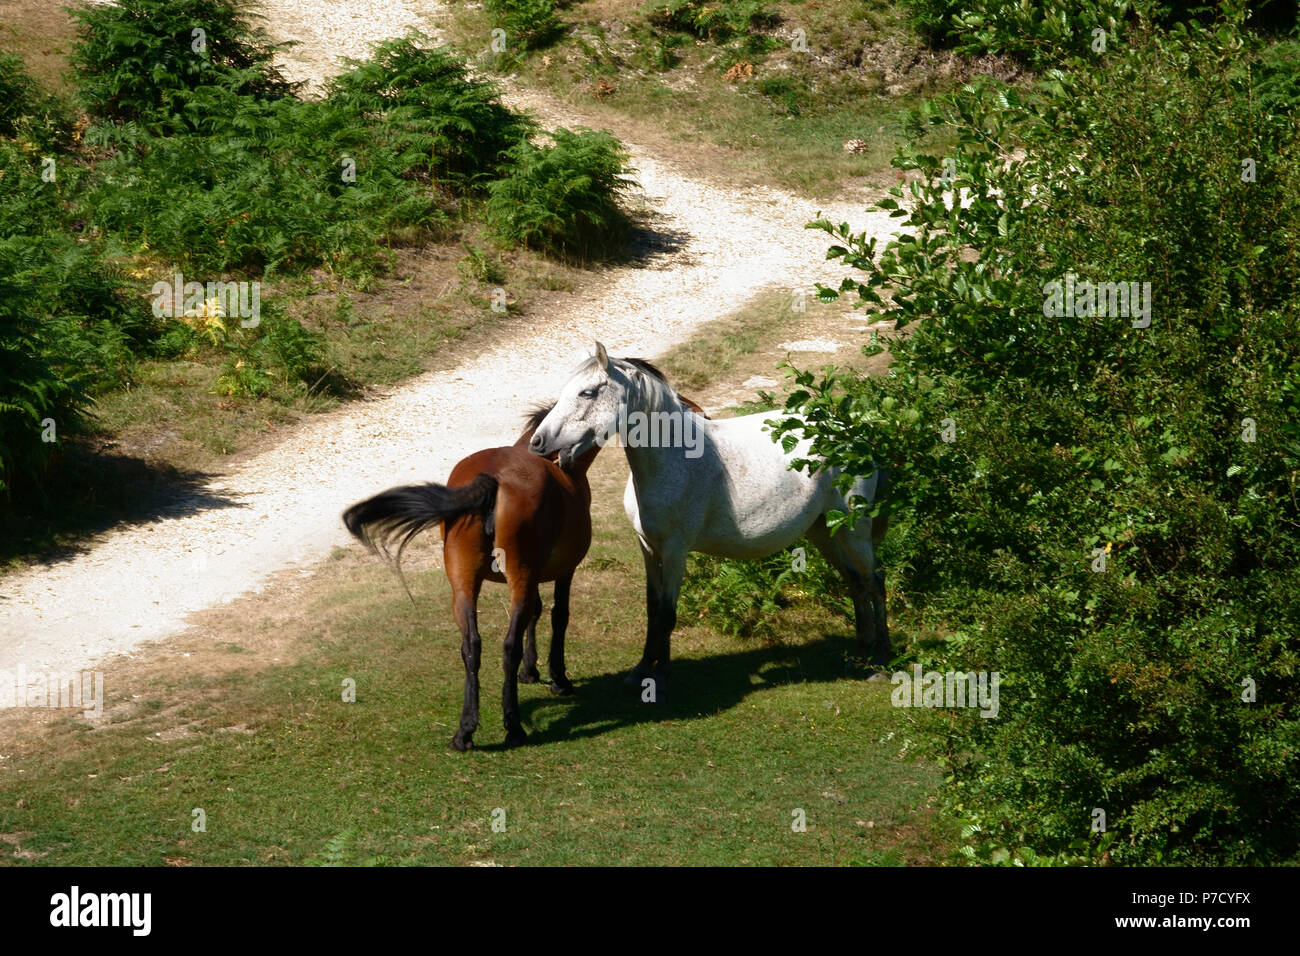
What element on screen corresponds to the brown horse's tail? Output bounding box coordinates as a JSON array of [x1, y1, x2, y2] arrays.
[[342, 474, 498, 570]]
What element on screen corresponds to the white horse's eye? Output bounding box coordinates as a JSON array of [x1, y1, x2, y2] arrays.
[[579, 386, 600, 399]]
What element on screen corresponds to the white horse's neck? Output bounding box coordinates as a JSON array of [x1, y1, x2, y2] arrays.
[[620, 369, 701, 499]]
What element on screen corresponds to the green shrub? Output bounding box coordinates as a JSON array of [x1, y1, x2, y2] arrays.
[[0, 243, 84, 496], [206, 305, 331, 398], [896, 0, 961, 46], [0, 53, 38, 137], [900, 0, 1295, 66], [327, 32, 531, 192], [70, 0, 296, 134], [0, 145, 150, 494], [81, 34, 529, 277], [458, 243, 506, 284], [485, 0, 565, 52], [646, 0, 779, 41], [778, 18, 1300, 864], [83, 84, 442, 276], [485, 127, 634, 261], [258, 308, 330, 387], [680, 544, 851, 638], [646, 31, 688, 70], [0, 53, 72, 149], [758, 77, 806, 116], [916, 0, 1131, 64]]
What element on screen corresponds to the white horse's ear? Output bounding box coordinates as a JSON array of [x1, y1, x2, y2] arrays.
[[594, 341, 610, 370]]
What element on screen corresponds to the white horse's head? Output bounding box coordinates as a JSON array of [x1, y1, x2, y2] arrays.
[[530, 342, 630, 469]]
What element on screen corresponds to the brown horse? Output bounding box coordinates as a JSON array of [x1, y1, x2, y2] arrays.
[[342, 360, 705, 751]]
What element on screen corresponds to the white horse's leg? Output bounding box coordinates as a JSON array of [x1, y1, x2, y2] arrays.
[[624, 537, 687, 687], [847, 470, 890, 664], [806, 518, 891, 666], [806, 520, 874, 653]]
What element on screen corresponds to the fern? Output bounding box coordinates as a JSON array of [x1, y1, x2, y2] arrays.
[[485, 0, 564, 52], [485, 127, 634, 261], [70, 0, 298, 134], [304, 830, 390, 866], [327, 31, 531, 192]]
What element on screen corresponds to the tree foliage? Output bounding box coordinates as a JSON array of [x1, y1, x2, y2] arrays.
[[778, 17, 1300, 863]]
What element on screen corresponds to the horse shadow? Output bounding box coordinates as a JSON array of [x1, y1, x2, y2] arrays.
[[510, 632, 883, 749]]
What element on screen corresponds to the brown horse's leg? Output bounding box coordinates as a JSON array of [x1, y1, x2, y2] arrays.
[[501, 579, 537, 747], [446, 532, 486, 751], [519, 592, 543, 684], [450, 585, 483, 751], [548, 574, 575, 696]]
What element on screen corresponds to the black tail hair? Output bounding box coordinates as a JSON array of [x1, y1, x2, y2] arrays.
[[342, 474, 498, 575]]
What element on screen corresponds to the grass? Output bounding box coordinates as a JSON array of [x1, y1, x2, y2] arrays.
[[654, 290, 798, 391], [0, 292, 947, 866], [441, 0, 972, 197], [0, 449, 950, 866]]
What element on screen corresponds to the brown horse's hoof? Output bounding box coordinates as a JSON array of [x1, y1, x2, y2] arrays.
[[450, 734, 474, 752], [518, 667, 542, 684], [504, 727, 529, 748], [549, 681, 576, 697]]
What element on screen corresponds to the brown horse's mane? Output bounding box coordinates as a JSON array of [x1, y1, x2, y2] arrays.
[[520, 402, 559, 439], [517, 357, 708, 444]]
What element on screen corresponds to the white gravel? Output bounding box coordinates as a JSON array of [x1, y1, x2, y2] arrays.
[[0, 0, 900, 677]]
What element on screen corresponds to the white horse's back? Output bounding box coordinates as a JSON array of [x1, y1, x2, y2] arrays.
[[623, 411, 866, 560]]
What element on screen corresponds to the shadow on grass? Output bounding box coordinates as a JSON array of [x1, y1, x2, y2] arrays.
[[0, 440, 243, 569], [506, 633, 884, 750]]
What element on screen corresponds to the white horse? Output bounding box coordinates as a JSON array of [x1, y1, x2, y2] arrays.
[[529, 343, 890, 685]]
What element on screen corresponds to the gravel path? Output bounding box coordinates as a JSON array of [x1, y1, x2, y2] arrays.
[[0, 0, 899, 677]]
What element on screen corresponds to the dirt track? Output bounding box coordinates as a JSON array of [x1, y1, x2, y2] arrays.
[[0, 0, 899, 676]]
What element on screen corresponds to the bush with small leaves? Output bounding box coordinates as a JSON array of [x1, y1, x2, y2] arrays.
[[899, 0, 1296, 66], [776, 16, 1300, 864]]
